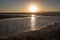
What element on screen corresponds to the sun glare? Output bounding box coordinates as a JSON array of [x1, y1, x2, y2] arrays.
[[29, 5, 38, 13]]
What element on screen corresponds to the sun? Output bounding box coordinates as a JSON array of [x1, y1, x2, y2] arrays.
[[29, 5, 38, 13]]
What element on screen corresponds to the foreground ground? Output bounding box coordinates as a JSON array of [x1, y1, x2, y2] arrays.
[[0, 22, 60, 40]]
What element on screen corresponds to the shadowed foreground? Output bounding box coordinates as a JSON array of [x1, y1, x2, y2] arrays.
[[0, 22, 60, 40]]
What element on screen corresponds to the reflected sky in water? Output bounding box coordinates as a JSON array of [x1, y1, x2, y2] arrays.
[[30, 14, 36, 30], [0, 14, 60, 35]]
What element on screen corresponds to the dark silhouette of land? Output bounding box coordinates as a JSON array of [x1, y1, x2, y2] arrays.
[[0, 12, 60, 19]]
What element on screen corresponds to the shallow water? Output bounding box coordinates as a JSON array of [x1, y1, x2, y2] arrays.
[[0, 14, 60, 35]]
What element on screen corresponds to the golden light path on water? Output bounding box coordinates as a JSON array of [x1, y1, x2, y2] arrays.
[[30, 14, 37, 31], [30, 14, 46, 31]]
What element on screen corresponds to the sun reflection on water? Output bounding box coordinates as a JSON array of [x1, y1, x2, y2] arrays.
[[30, 14, 36, 31]]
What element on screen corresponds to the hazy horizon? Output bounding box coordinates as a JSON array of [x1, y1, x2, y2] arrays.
[[0, 0, 60, 13]]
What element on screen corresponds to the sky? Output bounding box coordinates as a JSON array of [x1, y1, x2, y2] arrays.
[[0, 0, 60, 12]]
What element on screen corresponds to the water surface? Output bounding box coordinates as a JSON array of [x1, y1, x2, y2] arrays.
[[0, 14, 60, 35]]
